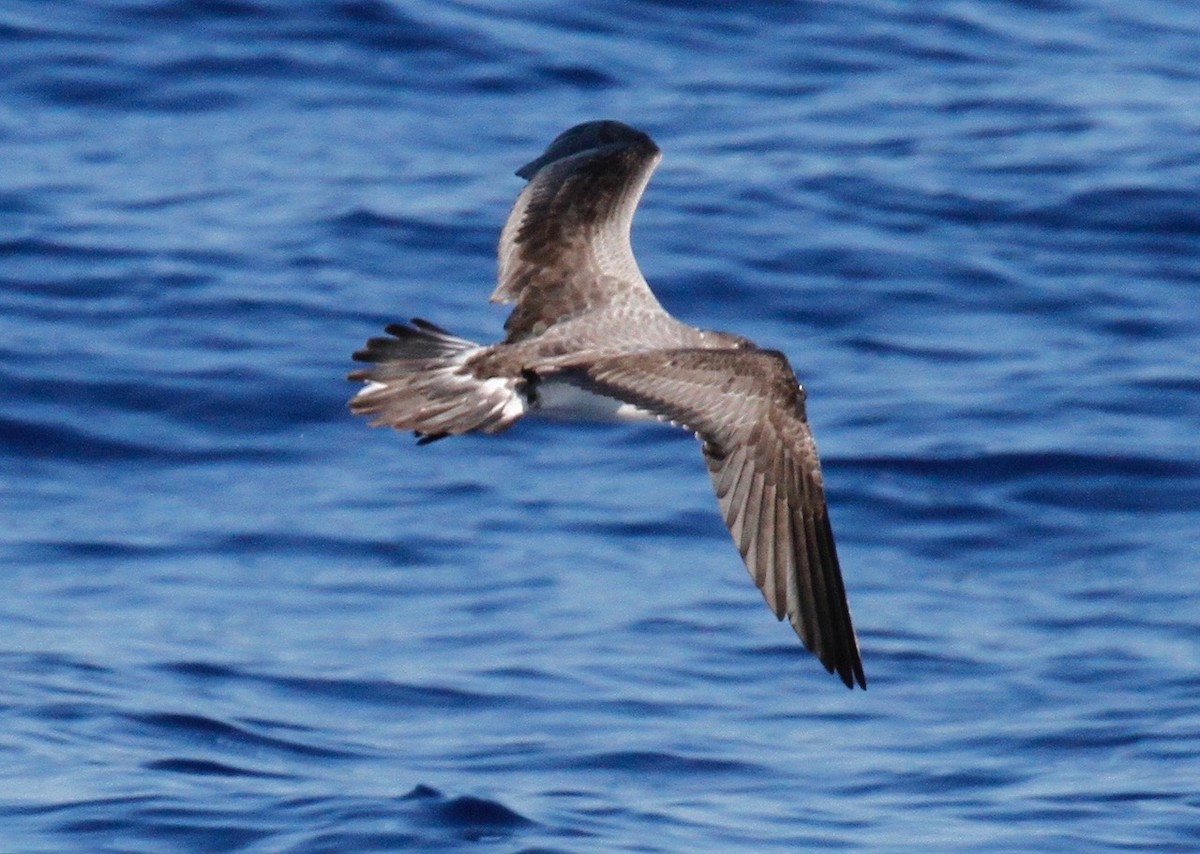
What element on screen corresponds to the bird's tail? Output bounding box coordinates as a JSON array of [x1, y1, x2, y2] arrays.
[[348, 319, 526, 444]]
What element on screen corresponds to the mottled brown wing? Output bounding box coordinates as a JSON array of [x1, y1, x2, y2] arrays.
[[493, 121, 668, 342], [579, 347, 865, 689]]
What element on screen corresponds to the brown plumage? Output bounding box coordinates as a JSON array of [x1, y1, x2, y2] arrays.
[[349, 120, 865, 688]]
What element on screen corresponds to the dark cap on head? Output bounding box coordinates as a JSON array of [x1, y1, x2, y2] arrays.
[[516, 120, 657, 180]]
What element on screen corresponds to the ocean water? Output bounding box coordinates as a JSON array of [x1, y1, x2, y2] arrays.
[[3, 0, 1200, 851]]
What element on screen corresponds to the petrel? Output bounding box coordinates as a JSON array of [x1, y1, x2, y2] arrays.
[[348, 120, 865, 689]]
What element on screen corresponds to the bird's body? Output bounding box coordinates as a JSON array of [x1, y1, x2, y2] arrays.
[[349, 120, 865, 689]]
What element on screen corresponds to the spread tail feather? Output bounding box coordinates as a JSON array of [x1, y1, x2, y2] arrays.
[[348, 318, 526, 441]]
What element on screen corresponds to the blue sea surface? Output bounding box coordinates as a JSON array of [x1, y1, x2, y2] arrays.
[[3, 1, 1200, 851]]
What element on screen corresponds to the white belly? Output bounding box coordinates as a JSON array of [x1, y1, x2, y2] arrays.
[[530, 377, 658, 423]]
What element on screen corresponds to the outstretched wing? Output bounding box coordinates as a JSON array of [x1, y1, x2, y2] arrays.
[[578, 347, 865, 689], [494, 120, 668, 342]]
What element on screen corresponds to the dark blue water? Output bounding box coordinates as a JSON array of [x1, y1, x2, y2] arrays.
[[4, 1, 1200, 850]]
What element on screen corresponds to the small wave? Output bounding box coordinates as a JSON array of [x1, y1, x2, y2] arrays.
[[326, 208, 495, 255], [0, 237, 144, 261], [578, 510, 722, 540], [429, 794, 532, 831], [561, 749, 759, 775], [154, 660, 526, 712], [144, 757, 291, 778], [121, 0, 272, 23], [0, 415, 297, 464], [269, 675, 520, 711], [397, 784, 538, 845], [1024, 187, 1200, 236], [837, 450, 1200, 482], [126, 711, 354, 759]]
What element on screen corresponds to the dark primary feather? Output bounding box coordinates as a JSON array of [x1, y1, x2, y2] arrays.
[[575, 347, 866, 689]]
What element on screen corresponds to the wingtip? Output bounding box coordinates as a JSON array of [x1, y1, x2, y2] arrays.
[[819, 645, 866, 689], [819, 618, 866, 689], [843, 660, 868, 690]]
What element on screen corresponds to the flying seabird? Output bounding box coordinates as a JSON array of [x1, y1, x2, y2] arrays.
[[348, 120, 866, 689]]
